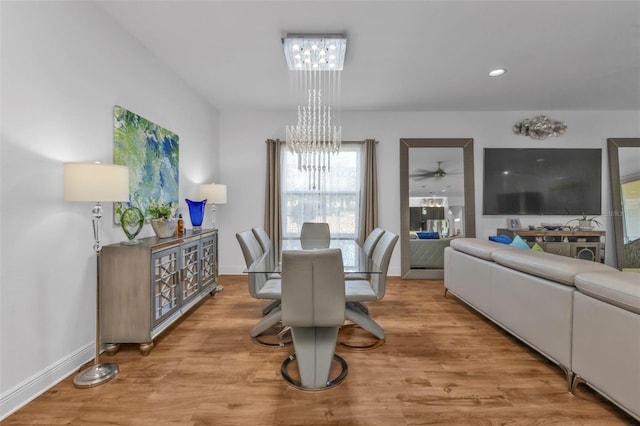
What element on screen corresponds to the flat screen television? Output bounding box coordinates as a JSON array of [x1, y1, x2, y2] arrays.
[[483, 148, 601, 215]]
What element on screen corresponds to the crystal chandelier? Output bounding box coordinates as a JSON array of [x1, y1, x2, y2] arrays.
[[283, 34, 346, 189]]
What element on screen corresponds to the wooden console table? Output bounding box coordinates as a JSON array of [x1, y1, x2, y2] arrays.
[[497, 228, 605, 263], [100, 229, 219, 355]]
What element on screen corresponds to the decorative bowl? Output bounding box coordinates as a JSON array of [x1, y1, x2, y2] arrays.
[[150, 218, 177, 238]]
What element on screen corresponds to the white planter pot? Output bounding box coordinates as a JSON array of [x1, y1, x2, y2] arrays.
[[150, 218, 177, 238], [578, 220, 593, 230]]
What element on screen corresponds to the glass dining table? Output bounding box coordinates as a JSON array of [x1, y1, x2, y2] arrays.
[[245, 239, 382, 275]]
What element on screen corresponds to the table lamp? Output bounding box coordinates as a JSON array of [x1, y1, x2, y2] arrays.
[[63, 162, 129, 388], [199, 183, 227, 229]]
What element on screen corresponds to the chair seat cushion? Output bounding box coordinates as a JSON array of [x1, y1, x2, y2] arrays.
[[345, 280, 377, 302], [345, 273, 368, 280], [256, 278, 281, 299], [575, 271, 640, 314]]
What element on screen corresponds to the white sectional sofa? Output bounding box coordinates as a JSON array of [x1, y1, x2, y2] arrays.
[[444, 238, 640, 421]]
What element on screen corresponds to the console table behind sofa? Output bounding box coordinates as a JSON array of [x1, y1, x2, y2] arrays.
[[497, 228, 605, 262]]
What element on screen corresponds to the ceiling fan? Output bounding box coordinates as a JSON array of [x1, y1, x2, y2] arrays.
[[410, 161, 460, 181]]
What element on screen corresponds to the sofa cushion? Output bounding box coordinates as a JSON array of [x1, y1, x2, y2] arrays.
[[531, 242, 544, 252], [417, 231, 439, 239], [575, 271, 640, 315], [450, 238, 516, 261], [489, 234, 512, 244], [509, 234, 530, 250], [491, 249, 618, 286]]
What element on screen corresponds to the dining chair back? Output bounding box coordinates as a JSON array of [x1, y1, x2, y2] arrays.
[[362, 227, 385, 257], [343, 230, 398, 340], [280, 248, 346, 389], [300, 222, 330, 249], [251, 226, 281, 309], [252, 226, 272, 253], [236, 230, 265, 297], [369, 231, 399, 300], [345, 227, 385, 281], [236, 229, 284, 339]]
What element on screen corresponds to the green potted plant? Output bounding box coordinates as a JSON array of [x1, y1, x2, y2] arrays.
[[147, 201, 177, 238], [565, 211, 601, 230]]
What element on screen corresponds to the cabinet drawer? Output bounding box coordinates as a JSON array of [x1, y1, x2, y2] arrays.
[[544, 243, 571, 257]]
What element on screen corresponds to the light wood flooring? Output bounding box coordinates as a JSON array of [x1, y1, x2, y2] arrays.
[[4, 276, 637, 425]]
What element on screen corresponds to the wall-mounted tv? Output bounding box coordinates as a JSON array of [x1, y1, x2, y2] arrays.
[[483, 148, 601, 215]]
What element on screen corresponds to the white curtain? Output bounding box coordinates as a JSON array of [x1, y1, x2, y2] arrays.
[[281, 142, 364, 240]]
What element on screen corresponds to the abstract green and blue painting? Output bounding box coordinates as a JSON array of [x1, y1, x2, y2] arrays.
[[113, 105, 179, 222]]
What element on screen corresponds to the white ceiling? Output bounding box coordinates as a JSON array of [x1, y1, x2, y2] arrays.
[[97, 0, 640, 112]]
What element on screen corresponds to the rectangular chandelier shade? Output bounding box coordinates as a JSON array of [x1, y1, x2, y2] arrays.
[[63, 162, 130, 202], [200, 183, 227, 204], [282, 34, 347, 71]]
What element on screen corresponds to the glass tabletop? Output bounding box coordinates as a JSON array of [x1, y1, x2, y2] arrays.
[[245, 239, 382, 274]]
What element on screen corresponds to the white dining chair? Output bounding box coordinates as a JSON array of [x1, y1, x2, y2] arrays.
[[300, 222, 330, 249], [346, 227, 385, 282], [252, 226, 282, 299], [235, 230, 284, 340], [280, 248, 347, 389], [344, 231, 398, 340]]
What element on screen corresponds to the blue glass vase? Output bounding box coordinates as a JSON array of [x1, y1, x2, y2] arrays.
[[186, 198, 207, 231]]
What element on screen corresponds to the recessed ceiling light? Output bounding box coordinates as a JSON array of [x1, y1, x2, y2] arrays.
[[489, 68, 506, 77]]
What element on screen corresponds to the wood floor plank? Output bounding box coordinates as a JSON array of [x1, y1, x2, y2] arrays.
[[3, 276, 637, 425]]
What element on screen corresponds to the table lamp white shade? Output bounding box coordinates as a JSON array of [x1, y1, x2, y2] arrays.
[[63, 163, 129, 202], [199, 183, 227, 204]]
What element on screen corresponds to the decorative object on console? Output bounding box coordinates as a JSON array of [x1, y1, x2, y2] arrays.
[[185, 198, 207, 232], [113, 105, 179, 223], [63, 162, 129, 388], [147, 201, 177, 238], [566, 213, 601, 230], [199, 183, 227, 229], [541, 223, 563, 231], [282, 34, 346, 190], [513, 115, 567, 139], [119, 206, 144, 244], [506, 218, 522, 229]]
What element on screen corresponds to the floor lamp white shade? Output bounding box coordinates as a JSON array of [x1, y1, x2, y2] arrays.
[[200, 183, 227, 229], [63, 162, 129, 388]]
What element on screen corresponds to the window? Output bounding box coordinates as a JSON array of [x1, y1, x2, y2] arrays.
[[281, 143, 363, 240]]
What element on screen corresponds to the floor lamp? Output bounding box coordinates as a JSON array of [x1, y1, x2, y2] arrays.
[[200, 183, 227, 229], [63, 162, 130, 388]]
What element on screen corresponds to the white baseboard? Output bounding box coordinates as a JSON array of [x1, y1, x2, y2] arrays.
[[0, 343, 94, 420], [218, 266, 245, 275]]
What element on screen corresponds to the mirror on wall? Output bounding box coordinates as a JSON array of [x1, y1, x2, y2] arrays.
[[608, 138, 640, 270], [400, 139, 475, 279]]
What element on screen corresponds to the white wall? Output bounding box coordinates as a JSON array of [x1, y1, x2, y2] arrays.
[[219, 110, 639, 275], [0, 2, 219, 417]]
